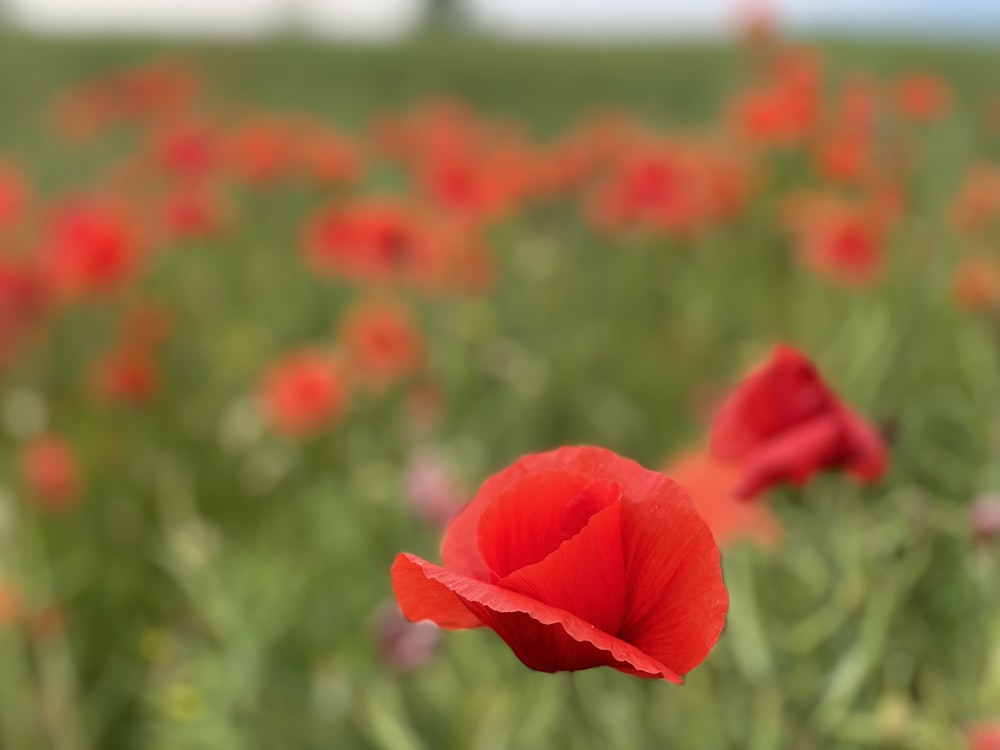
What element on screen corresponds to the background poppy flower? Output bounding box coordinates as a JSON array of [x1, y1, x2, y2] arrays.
[[710, 345, 887, 500], [665, 449, 783, 551], [392, 445, 728, 681], [19, 435, 83, 513], [339, 300, 424, 389], [258, 350, 349, 438]]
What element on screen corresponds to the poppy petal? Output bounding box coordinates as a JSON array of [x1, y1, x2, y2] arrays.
[[391, 553, 681, 681], [617, 479, 729, 676], [498, 499, 626, 636], [477, 470, 620, 580], [392, 553, 484, 630]]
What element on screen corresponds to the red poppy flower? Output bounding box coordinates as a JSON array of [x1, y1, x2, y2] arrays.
[[0, 259, 48, 369], [20, 435, 83, 514], [710, 345, 887, 500], [665, 449, 783, 551], [91, 348, 161, 405], [39, 199, 141, 300], [967, 721, 1000, 750], [339, 300, 424, 388], [952, 255, 1000, 312], [303, 199, 492, 293], [892, 73, 951, 122], [259, 350, 349, 438], [392, 445, 728, 680], [781, 192, 886, 286]]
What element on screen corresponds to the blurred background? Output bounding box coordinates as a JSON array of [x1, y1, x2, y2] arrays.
[[2, 2, 1000, 750], [4, 0, 1000, 39]]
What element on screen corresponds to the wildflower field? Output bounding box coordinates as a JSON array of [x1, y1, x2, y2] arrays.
[[2, 32, 1000, 750]]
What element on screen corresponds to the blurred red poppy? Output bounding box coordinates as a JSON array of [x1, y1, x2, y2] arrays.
[[259, 350, 349, 438], [665, 449, 783, 550], [966, 721, 1000, 750], [892, 73, 951, 122], [710, 345, 887, 500], [339, 300, 424, 389], [782, 192, 887, 286], [20, 435, 83, 513], [39, 199, 142, 300], [392, 445, 728, 680]]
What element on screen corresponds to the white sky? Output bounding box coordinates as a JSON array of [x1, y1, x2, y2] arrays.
[[6, 0, 1000, 39]]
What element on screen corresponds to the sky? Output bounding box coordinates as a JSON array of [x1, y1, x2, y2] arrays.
[[6, 0, 1000, 39]]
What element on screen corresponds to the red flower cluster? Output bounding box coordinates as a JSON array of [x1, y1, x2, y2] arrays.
[[392, 446, 728, 680], [709, 345, 887, 501]]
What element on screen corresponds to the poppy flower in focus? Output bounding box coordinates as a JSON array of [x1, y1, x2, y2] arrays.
[[259, 350, 349, 438], [392, 445, 728, 680], [710, 345, 887, 501], [339, 300, 424, 389], [20, 435, 83, 514], [966, 722, 1000, 750], [665, 449, 783, 551]]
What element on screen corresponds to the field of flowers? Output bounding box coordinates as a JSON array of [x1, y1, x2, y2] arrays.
[[2, 31, 1000, 750]]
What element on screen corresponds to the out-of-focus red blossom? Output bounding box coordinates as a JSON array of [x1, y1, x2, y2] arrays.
[[402, 446, 467, 527], [812, 130, 875, 183], [50, 58, 203, 142], [0, 580, 22, 627], [224, 116, 302, 185], [303, 199, 492, 293], [782, 192, 887, 286], [155, 182, 230, 241], [951, 165, 1000, 236], [892, 73, 952, 122], [39, 199, 142, 300], [259, 350, 349, 438], [20, 435, 83, 513], [148, 119, 220, 179], [952, 255, 1000, 312], [0, 259, 48, 368], [416, 151, 524, 225], [730, 48, 822, 147], [968, 494, 1000, 544], [297, 124, 364, 186], [392, 445, 728, 680], [966, 722, 1000, 750], [339, 300, 423, 388], [91, 348, 161, 405], [589, 140, 750, 237], [0, 160, 30, 231], [665, 449, 783, 551], [710, 345, 887, 501], [373, 98, 481, 164], [370, 601, 441, 672]]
